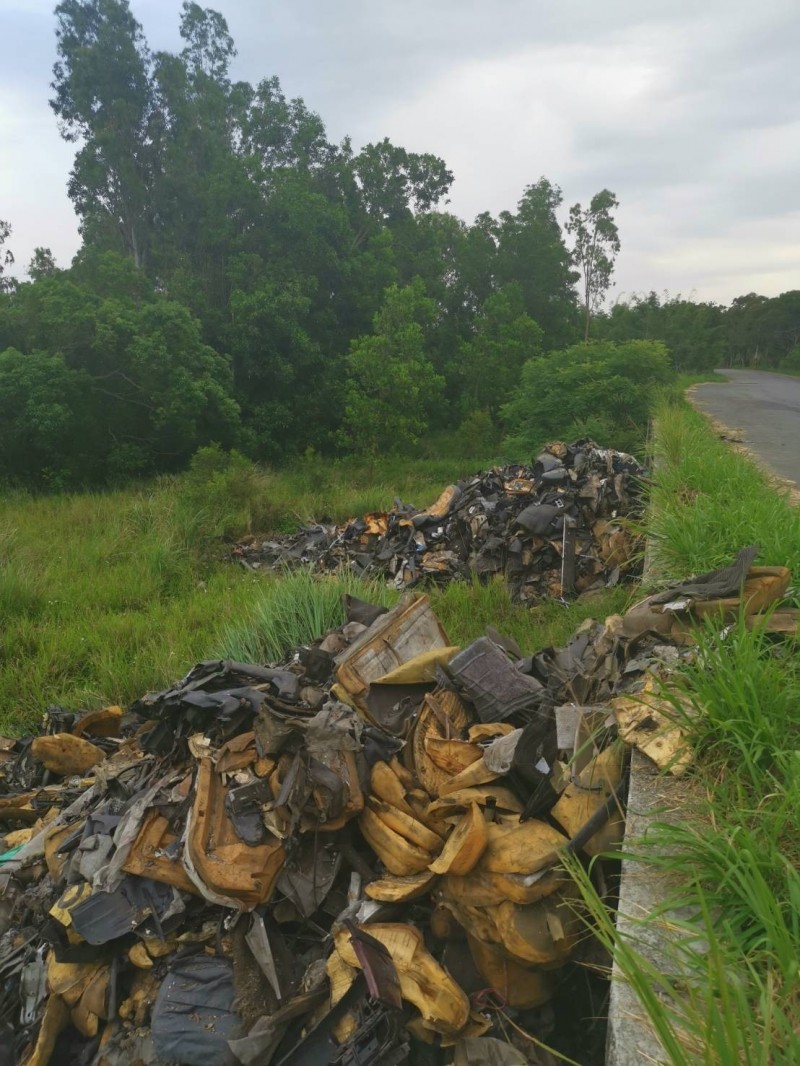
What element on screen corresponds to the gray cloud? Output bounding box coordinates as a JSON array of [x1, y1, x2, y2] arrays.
[[1, 0, 798, 302]]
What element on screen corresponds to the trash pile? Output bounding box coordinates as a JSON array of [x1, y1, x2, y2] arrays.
[[0, 548, 791, 1066], [234, 440, 648, 604]]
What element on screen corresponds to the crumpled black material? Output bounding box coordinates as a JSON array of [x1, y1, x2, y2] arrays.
[[651, 544, 759, 603], [152, 955, 243, 1066], [70, 875, 174, 946]]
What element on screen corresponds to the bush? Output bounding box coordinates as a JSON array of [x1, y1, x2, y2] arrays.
[[456, 410, 501, 458], [178, 444, 268, 543], [779, 346, 800, 372], [501, 339, 672, 458]]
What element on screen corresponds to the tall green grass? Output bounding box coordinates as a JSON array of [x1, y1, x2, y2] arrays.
[[213, 570, 399, 663], [213, 570, 633, 668], [254, 453, 502, 534], [647, 402, 800, 589], [431, 578, 631, 652], [0, 486, 264, 731], [578, 399, 800, 1064]]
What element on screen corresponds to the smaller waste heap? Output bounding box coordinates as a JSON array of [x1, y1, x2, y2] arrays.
[[234, 439, 648, 604]]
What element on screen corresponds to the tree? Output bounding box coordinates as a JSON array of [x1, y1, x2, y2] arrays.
[[456, 284, 543, 418], [502, 339, 671, 458], [51, 0, 161, 267], [339, 279, 445, 455], [178, 1, 235, 81], [226, 275, 326, 458], [495, 179, 579, 348], [0, 348, 97, 486], [594, 291, 729, 371], [28, 248, 58, 282], [350, 139, 453, 227], [566, 189, 620, 341], [0, 255, 241, 482], [0, 220, 14, 293]]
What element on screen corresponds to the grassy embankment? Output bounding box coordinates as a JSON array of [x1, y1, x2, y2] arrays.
[[573, 399, 800, 1065], [0, 454, 631, 734]]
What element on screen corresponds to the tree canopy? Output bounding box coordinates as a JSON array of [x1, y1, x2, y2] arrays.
[[0, 1, 793, 487]]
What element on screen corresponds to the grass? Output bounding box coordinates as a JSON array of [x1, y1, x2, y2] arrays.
[[0, 486, 263, 730], [253, 453, 506, 534], [646, 401, 800, 591], [213, 570, 400, 663], [214, 569, 633, 668], [576, 397, 800, 1064]]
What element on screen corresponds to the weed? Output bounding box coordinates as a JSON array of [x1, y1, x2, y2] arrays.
[[213, 570, 399, 663]]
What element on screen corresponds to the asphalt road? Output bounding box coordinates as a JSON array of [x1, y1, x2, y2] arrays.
[[691, 369, 800, 489]]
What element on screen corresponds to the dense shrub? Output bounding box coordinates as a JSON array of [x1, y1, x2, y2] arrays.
[[177, 444, 268, 541], [502, 339, 672, 458]]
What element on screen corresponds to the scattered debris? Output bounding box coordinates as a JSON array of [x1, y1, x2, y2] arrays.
[[0, 548, 792, 1065], [234, 440, 648, 604], [622, 546, 794, 643]]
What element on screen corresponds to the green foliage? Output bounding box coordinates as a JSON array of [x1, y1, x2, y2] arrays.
[[256, 449, 498, 532], [0, 256, 240, 484], [648, 400, 800, 586], [177, 444, 270, 543], [494, 179, 579, 349], [0, 348, 97, 488], [0, 219, 15, 292], [52, 0, 159, 268], [454, 410, 501, 458], [726, 290, 800, 368], [214, 570, 399, 664], [456, 283, 543, 418], [28, 248, 58, 281], [596, 291, 729, 371], [779, 345, 800, 371], [502, 339, 672, 458], [339, 279, 445, 455], [349, 138, 453, 223], [431, 579, 631, 654], [0, 483, 247, 731]]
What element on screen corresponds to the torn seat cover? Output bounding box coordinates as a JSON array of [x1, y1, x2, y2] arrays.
[[184, 757, 285, 908]]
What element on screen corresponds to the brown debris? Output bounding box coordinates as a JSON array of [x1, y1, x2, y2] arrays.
[[30, 734, 105, 776]]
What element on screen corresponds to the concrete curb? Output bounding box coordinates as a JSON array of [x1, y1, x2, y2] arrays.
[[605, 753, 701, 1065], [605, 417, 701, 1065]]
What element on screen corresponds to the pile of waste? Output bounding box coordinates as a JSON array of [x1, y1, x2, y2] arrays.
[[0, 547, 791, 1066], [234, 440, 648, 604]]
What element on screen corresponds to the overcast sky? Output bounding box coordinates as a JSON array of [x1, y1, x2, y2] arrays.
[[1, 0, 799, 304]]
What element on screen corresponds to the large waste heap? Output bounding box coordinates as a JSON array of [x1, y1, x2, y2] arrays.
[[0, 583, 704, 1066], [234, 440, 647, 604]]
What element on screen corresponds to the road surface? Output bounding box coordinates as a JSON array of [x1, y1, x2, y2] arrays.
[[691, 369, 800, 489]]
